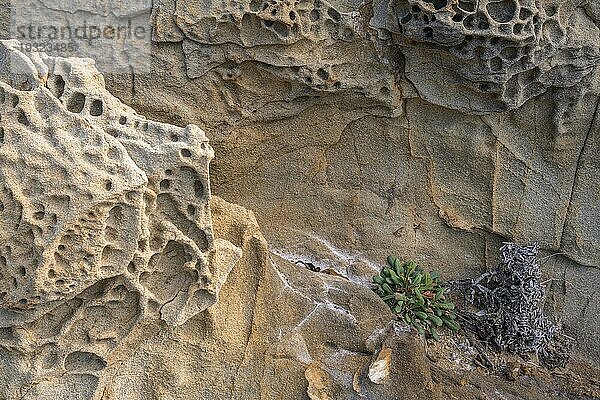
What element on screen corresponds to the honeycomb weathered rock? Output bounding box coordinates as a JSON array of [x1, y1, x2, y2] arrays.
[[369, 0, 600, 112], [0, 39, 241, 394], [150, 0, 399, 103]]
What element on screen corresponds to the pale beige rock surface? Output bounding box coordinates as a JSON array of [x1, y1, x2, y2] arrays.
[[96, 0, 600, 365], [0, 0, 600, 398], [0, 40, 242, 397]]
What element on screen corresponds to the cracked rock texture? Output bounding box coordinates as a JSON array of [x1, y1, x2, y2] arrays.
[[0, 0, 600, 398], [94, 0, 600, 366]]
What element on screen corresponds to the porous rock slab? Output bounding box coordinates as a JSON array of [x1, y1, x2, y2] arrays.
[[0, 40, 241, 396]]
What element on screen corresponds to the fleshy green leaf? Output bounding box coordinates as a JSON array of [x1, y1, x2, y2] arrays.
[[387, 256, 397, 268], [430, 327, 440, 341], [414, 311, 428, 320], [429, 314, 443, 327]]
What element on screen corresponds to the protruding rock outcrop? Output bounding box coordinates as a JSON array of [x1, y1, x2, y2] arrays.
[[150, 0, 398, 103], [0, 40, 241, 395], [368, 0, 600, 112]]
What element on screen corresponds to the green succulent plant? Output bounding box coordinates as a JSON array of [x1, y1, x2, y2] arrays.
[[373, 256, 459, 340]]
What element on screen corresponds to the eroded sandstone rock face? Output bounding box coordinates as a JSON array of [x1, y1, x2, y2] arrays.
[[1, 0, 600, 397], [150, 0, 400, 106], [0, 40, 241, 397], [93, 0, 600, 366], [368, 0, 600, 112]]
